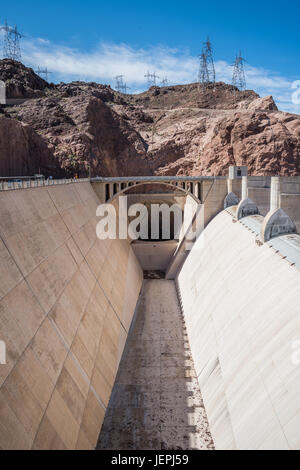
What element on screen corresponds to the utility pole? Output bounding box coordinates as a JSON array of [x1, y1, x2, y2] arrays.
[[1, 20, 23, 61], [232, 51, 246, 91]]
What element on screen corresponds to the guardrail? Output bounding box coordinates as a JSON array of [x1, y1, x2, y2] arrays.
[[0, 178, 90, 191]]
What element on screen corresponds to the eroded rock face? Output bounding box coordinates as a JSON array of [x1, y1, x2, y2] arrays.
[[1, 60, 300, 177], [9, 93, 149, 176], [0, 59, 51, 98], [195, 111, 300, 176], [0, 115, 62, 177]]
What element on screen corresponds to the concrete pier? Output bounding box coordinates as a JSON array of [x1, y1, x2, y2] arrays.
[[241, 176, 248, 201], [270, 176, 281, 212]]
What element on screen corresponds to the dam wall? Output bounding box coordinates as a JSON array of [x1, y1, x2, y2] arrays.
[[177, 209, 300, 450], [0, 181, 143, 449]]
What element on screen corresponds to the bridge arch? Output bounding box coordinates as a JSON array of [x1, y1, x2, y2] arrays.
[[106, 180, 201, 204]]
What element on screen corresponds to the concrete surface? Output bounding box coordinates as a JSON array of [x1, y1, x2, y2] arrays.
[[177, 209, 300, 450], [2, 171, 300, 451], [0, 182, 143, 449], [97, 280, 214, 450], [132, 241, 178, 271]]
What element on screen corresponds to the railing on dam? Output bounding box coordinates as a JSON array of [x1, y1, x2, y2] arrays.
[[0, 175, 227, 193], [0, 177, 90, 191]]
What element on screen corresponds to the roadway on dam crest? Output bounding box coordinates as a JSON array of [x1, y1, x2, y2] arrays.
[[97, 279, 214, 450]]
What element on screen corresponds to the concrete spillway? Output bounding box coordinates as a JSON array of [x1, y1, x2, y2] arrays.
[[97, 280, 213, 450]]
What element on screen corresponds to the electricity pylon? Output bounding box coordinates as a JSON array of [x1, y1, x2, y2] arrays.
[[198, 37, 216, 86], [1, 20, 23, 61], [232, 51, 246, 91]]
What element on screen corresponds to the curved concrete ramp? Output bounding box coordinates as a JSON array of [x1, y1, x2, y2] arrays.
[[0, 182, 143, 449], [177, 209, 300, 450]]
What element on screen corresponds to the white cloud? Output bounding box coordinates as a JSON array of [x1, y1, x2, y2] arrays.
[[5, 34, 299, 114]]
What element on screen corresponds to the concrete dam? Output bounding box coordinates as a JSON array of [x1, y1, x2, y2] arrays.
[[1, 168, 300, 450]]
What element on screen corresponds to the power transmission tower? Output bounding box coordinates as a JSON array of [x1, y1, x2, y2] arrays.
[[122, 83, 131, 94], [35, 66, 53, 82], [203, 37, 215, 83], [1, 21, 23, 61], [232, 51, 246, 91], [144, 71, 152, 85], [160, 76, 169, 86], [152, 72, 159, 86], [198, 52, 209, 85], [198, 37, 216, 86], [144, 71, 160, 87], [114, 75, 130, 94], [114, 75, 125, 92]]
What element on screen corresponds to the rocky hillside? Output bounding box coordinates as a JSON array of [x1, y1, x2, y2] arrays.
[[0, 60, 300, 177], [0, 59, 51, 98]]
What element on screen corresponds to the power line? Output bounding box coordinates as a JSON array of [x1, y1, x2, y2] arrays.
[[232, 51, 246, 91]]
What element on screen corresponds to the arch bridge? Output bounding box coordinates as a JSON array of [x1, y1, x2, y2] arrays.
[[90, 175, 225, 204]]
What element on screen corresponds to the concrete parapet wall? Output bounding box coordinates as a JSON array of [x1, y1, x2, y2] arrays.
[[281, 194, 300, 234], [201, 179, 229, 227], [248, 187, 270, 216], [177, 210, 300, 450], [0, 182, 143, 449], [0, 178, 90, 191]]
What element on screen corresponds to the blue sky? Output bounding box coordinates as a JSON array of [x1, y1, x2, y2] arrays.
[[1, 0, 300, 112]]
